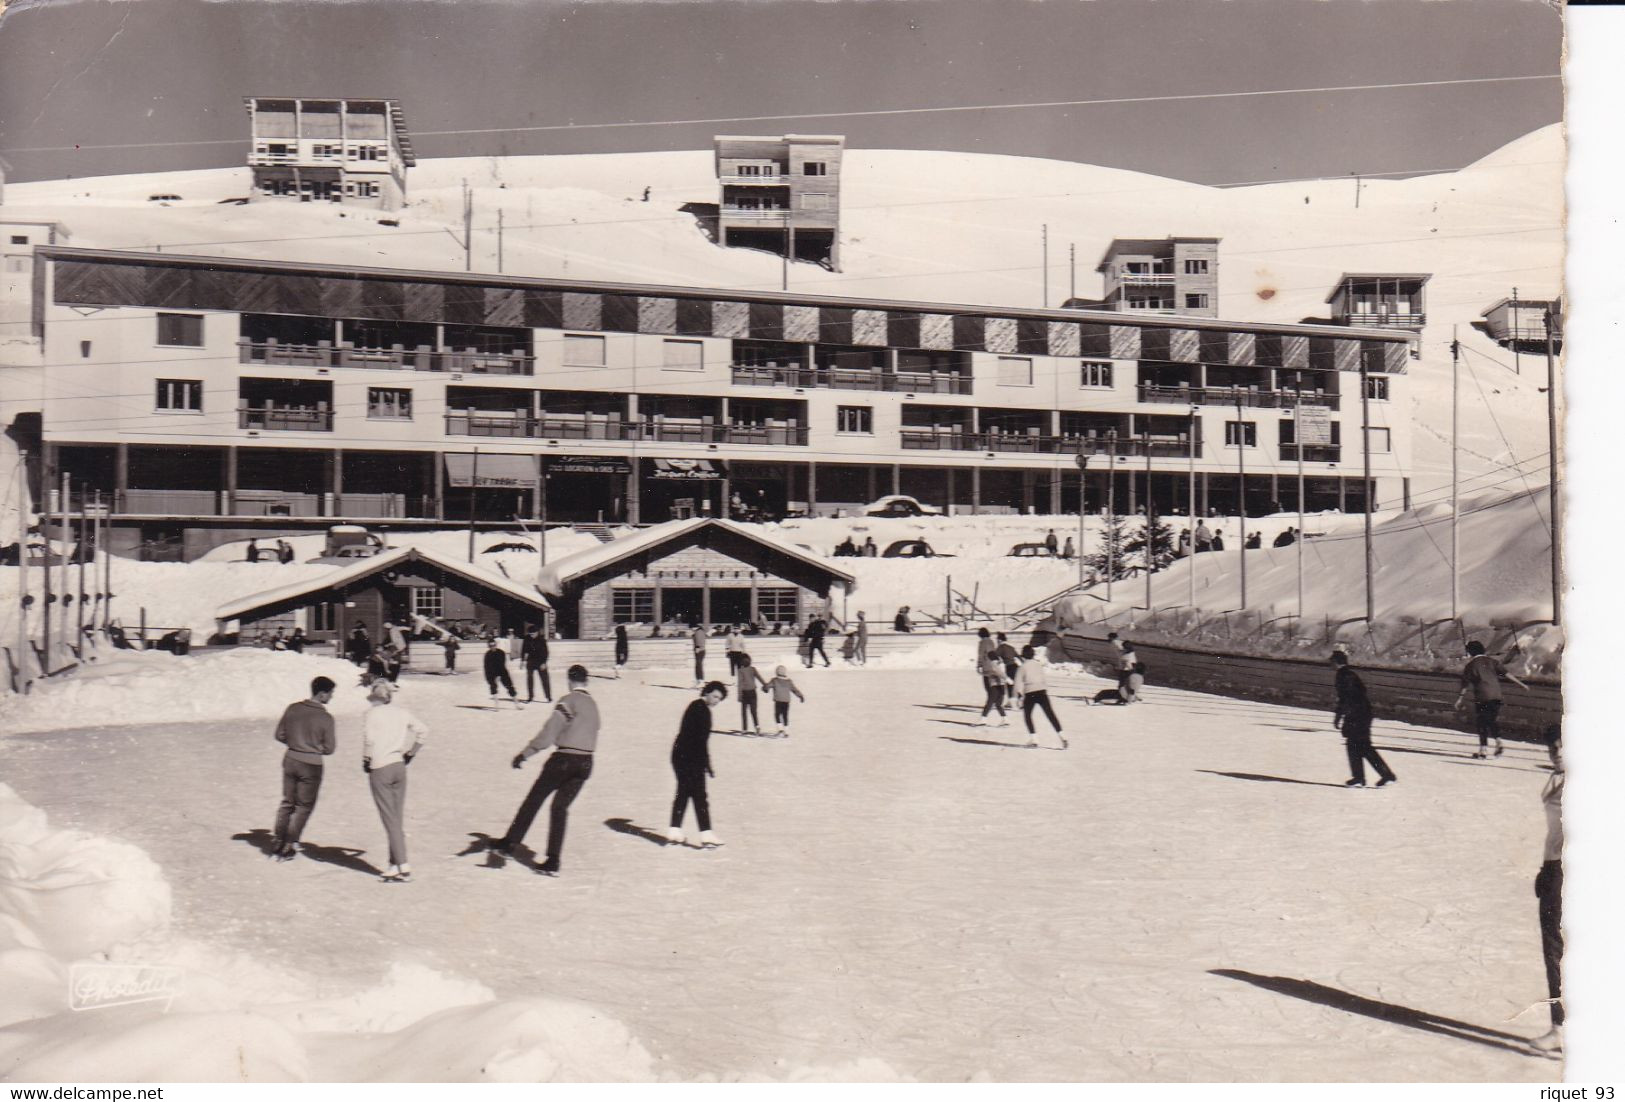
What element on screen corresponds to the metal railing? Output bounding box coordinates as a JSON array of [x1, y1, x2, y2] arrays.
[[239, 404, 334, 432], [1138, 384, 1341, 411], [719, 208, 792, 222], [1340, 310, 1426, 328], [1117, 271, 1176, 284], [239, 339, 532, 376], [731, 364, 973, 395], [443, 414, 807, 446], [1279, 444, 1342, 462]]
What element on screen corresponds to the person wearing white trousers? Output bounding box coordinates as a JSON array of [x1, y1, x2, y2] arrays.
[[362, 680, 428, 883]]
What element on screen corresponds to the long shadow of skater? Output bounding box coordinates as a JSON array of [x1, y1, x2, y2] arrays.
[[604, 818, 670, 847], [1194, 770, 1348, 790], [454, 831, 540, 871], [912, 703, 982, 713], [939, 735, 1028, 750], [1209, 970, 1543, 1056], [232, 829, 382, 875], [234, 828, 280, 857], [929, 717, 989, 729]]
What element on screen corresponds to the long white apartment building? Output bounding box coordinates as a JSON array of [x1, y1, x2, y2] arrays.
[[8, 247, 1414, 560]]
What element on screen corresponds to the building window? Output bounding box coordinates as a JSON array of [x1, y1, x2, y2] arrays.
[[563, 334, 606, 367], [367, 387, 412, 419], [1080, 361, 1113, 388], [156, 313, 204, 347], [836, 406, 873, 434], [1224, 421, 1257, 447], [1364, 374, 1390, 401], [757, 587, 800, 623], [802, 162, 828, 176], [356, 181, 379, 198], [9, 235, 27, 245], [1184, 294, 1209, 310], [1367, 427, 1392, 453], [155, 379, 203, 413], [310, 602, 337, 633], [998, 356, 1034, 387], [663, 339, 704, 372], [612, 588, 654, 624], [1184, 259, 1209, 275], [80, 340, 92, 358]]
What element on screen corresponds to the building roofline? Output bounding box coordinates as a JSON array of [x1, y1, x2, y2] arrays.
[[36, 245, 1412, 343], [1480, 296, 1559, 316], [715, 134, 845, 143], [1095, 236, 1222, 269], [1324, 272, 1433, 303]]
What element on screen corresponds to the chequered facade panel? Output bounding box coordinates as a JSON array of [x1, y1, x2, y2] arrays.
[[1333, 339, 1360, 373], [638, 297, 677, 334], [783, 305, 819, 342], [1384, 342, 1410, 372], [1109, 325, 1141, 360], [1282, 335, 1309, 369], [1228, 331, 1257, 366], [563, 292, 602, 331], [984, 317, 1018, 354], [919, 313, 954, 350], [1169, 329, 1200, 363], [1047, 321, 1081, 358], [483, 287, 525, 329], [852, 309, 888, 346], [712, 300, 749, 339]]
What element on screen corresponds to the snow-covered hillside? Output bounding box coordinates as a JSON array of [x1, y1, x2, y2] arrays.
[[0, 128, 1564, 503]]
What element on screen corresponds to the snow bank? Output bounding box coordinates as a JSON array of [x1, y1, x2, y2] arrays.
[[0, 783, 659, 1082], [0, 649, 368, 736]]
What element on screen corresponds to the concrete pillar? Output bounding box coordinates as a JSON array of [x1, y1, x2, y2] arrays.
[[807, 461, 818, 516], [627, 460, 641, 525], [1021, 470, 1035, 514], [971, 466, 981, 515], [891, 463, 901, 496], [867, 467, 877, 501], [330, 449, 343, 516], [1200, 471, 1209, 516], [1402, 477, 1411, 511], [701, 576, 712, 629], [946, 467, 957, 515], [1270, 472, 1279, 511], [1049, 466, 1062, 514], [114, 443, 129, 514], [224, 446, 238, 516], [1338, 477, 1347, 512], [430, 452, 444, 519]]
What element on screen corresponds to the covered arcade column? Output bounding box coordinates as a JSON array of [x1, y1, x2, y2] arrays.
[[114, 443, 128, 514], [807, 460, 818, 517], [627, 460, 642, 525], [328, 449, 343, 516], [224, 446, 238, 516], [971, 466, 981, 515]]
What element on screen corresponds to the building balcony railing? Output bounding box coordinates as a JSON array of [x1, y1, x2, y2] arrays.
[[88, 489, 437, 520], [443, 414, 808, 446], [239, 339, 531, 376], [1279, 444, 1342, 463], [731, 364, 973, 396], [249, 153, 301, 166], [1339, 310, 1426, 329], [239, 404, 334, 432], [1138, 384, 1341, 411], [1117, 271, 1176, 284], [719, 207, 793, 222], [899, 431, 1198, 457], [719, 174, 786, 185], [1069, 436, 1201, 459]]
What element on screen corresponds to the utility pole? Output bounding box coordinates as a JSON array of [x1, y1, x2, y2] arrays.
[[1144, 427, 1153, 611], [1361, 361, 1375, 623], [1069, 243, 1076, 303], [1295, 393, 1306, 623], [1546, 305, 1561, 625], [781, 211, 790, 292], [1188, 407, 1197, 608], [16, 451, 29, 689], [1235, 392, 1247, 610], [497, 209, 505, 274], [1075, 450, 1089, 590], [1041, 224, 1049, 308], [1352, 172, 1362, 209], [463, 180, 473, 272], [1512, 286, 1521, 376], [1106, 434, 1116, 603], [536, 456, 548, 574], [76, 489, 87, 652], [57, 470, 70, 660], [1451, 328, 1460, 621]]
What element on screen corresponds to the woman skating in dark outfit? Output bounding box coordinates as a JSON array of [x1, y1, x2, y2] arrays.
[[666, 681, 728, 847]]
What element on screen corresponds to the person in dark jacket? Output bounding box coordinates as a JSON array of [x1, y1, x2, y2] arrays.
[[666, 681, 728, 847], [484, 637, 519, 704], [287, 626, 307, 654], [1454, 640, 1530, 758], [522, 624, 552, 703], [491, 665, 597, 876], [1532, 726, 1565, 1054], [1330, 651, 1395, 788], [802, 616, 831, 668], [1273, 527, 1297, 548], [994, 633, 1021, 696], [347, 624, 372, 665], [613, 624, 629, 678], [271, 676, 337, 861]]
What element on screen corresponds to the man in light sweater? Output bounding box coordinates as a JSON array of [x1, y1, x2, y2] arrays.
[[362, 679, 427, 883], [491, 664, 599, 876], [272, 676, 337, 861]]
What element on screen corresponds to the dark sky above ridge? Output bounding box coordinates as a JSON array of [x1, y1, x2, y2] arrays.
[[0, 0, 1564, 186]]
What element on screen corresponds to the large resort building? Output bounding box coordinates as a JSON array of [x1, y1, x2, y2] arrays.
[[11, 246, 1414, 561], [714, 135, 843, 270]]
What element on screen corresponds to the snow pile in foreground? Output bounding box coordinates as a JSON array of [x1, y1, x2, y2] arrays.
[[0, 783, 660, 1082], [0, 649, 369, 736]]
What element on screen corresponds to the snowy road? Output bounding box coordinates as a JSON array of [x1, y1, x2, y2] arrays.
[[0, 662, 1557, 1081]]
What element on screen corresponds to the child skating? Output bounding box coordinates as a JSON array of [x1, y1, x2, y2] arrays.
[[765, 665, 806, 737]]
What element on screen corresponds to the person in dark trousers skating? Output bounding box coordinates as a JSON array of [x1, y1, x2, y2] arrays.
[[802, 616, 830, 667], [995, 633, 1021, 702], [976, 629, 1009, 726], [271, 676, 337, 861], [1330, 651, 1395, 788], [613, 623, 629, 678], [484, 637, 518, 704], [1454, 640, 1529, 758], [1531, 726, 1564, 1054], [734, 652, 768, 734], [522, 624, 552, 702], [492, 665, 598, 876], [691, 623, 708, 686], [1013, 645, 1067, 749], [441, 633, 460, 672], [765, 665, 805, 737], [666, 681, 728, 847]]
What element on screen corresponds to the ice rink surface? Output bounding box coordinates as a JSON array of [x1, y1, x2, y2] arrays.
[[0, 661, 1558, 1082]]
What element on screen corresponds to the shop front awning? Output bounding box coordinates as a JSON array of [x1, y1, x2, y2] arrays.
[[445, 452, 538, 489], [650, 458, 722, 480]]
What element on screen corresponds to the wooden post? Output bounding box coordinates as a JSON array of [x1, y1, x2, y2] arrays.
[[16, 451, 30, 685]]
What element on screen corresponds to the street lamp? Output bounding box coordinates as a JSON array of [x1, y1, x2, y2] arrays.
[[1074, 448, 1094, 591]]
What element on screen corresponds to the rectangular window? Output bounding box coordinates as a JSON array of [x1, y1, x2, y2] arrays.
[[756, 587, 800, 623], [9, 235, 27, 245], [1184, 294, 1209, 310], [1365, 375, 1390, 401], [1080, 361, 1113, 388], [662, 339, 704, 372], [802, 162, 828, 176], [155, 379, 202, 413], [997, 356, 1034, 386], [1224, 421, 1257, 447], [410, 587, 443, 620], [836, 406, 873, 434], [563, 334, 606, 367], [1367, 427, 1392, 453], [1184, 259, 1209, 275], [81, 340, 92, 358], [367, 387, 412, 419], [612, 588, 654, 624], [309, 602, 337, 633], [156, 313, 204, 347]]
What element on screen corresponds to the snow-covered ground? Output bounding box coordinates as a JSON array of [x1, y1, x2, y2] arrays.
[[0, 653, 1564, 1081]]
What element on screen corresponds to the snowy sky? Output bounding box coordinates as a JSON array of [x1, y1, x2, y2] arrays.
[[0, 0, 1563, 185]]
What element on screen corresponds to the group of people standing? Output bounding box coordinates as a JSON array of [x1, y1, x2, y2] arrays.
[[973, 628, 1066, 749], [245, 538, 295, 564]]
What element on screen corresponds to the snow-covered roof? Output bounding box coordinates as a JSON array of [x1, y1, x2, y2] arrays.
[[216, 544, 550, 621], [536, 518, 855, 597]]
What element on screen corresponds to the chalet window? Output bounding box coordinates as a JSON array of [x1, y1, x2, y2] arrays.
[[1364, 375, 1390, 401], [155, 379, 202, 413], [367, 387, 412, 419], [836, 406, 873, 434], [1184, 259, 1209, 275], [756, 587, 799, 623], [612, 588, 654, 624], [410, 587, 443, 620], [803, 162, 828, 176], [662, 339, 704, 372], [738, 165, 760, 177], [309, 603, 337, 632], [1224, 421, 1257, 447], [156, 313, 204, 347], [1184, 294, 1209, 310], [997, 356, 1033, 386], [1366, 427, 1392, 453], [1080, 361, 1113, 388], [563, 334, 606, 367]]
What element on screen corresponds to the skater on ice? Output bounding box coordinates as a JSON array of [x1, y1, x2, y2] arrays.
[[734, 652, 768, 735], [484, 636, 520, 705], [361, 679, 427, 883], [491, 664, 599, 876], [691, 622, 708, 685], [613, 623, 629, 678], [764, 665, 805, 737], [523, 623, 552, 702], [976, 629, 1010, 726], [1012, 645, 1067, 750], [666, 680, 728, 847], [1330, 651, 1395, 788], [1454, 640, 1528, 758], [271, 675, 337, 862]]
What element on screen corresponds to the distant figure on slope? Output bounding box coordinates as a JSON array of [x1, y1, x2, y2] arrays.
[[735, 652, 769, 734], [484, 637, 519, 705], [1193, 523, 1213, 554], [765, 665, 806, 737], [613, 624, 629, 678], [894, 606, 912, 632], [277, 539, 294, 564], [666, 681, 728, 847], [1061, 535, 1075, 560], [1177, 529, 1191, 558], [1330, 651, 1395, 789], [862, 536, 878, 558], [287, 627, 306, 654], [1273, 527, 1297, 548], [271, 676, 337, 862], [1013, 645, 1067, 750], [1454, 640, 1529, 759], [1210, 530, 1226, 552], [491, 665, 598, 876], [361, 679, 427, 884], [347, 624, 372, 665], [246, 539, 261, 563], [1244, 531, 1261, 550]]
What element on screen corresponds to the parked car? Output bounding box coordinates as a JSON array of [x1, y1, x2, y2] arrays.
[[865, 494, 943, 518], [147, 194, 183, 203], [882, 539, 952, 559], [1008, 542, 1052, 557]]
